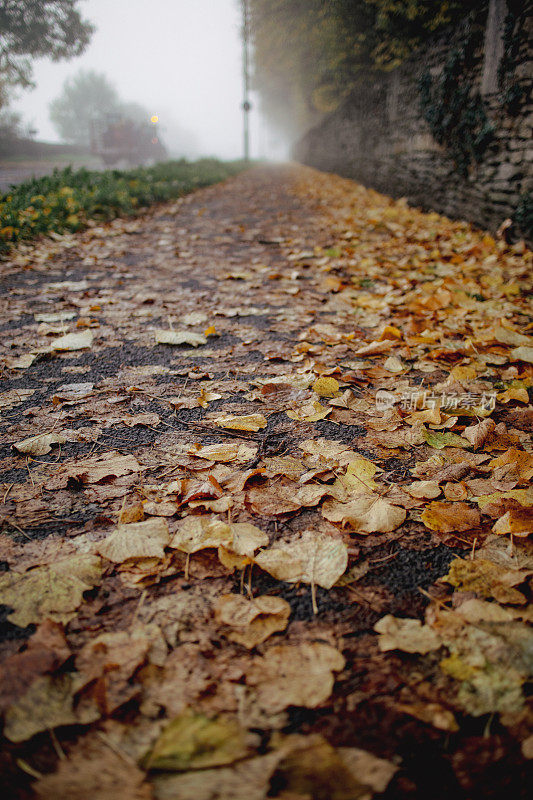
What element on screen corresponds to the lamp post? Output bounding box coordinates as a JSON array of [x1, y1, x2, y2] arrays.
[[241, 0, 251, 162], [150, 115, 159, 145]]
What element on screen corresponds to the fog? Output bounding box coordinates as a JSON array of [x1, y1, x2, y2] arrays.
[[11, 0, 285, 159]]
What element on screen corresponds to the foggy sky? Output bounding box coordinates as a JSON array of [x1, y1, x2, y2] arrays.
[[12, 0, 272, 159]]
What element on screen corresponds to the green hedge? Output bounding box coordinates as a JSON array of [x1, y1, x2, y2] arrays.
[[0, 158, 247, 255]]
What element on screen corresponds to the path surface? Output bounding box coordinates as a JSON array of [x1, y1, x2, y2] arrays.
[[0, 165, 532, 798]]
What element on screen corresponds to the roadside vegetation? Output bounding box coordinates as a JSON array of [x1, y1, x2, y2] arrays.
[[0, 158, 246, 255]]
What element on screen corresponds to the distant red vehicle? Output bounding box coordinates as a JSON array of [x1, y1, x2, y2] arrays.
[[90, 114, 167, 166]]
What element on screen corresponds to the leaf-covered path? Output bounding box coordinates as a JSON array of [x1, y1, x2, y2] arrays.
[[0, 165, 532, 798]]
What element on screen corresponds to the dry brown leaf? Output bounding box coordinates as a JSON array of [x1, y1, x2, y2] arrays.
[[488, 449, 533, 483], [405, 481, 441, 499], [492, 507, 533, 537], [322, 494, 406, 533], [374, 614, 441, 654], [246, 480, 304, 515], [462, 418, 496, 448], [247, 642, 345, 713], [170, 515, 232, 554], [443, 557, 528, 604], [155, 329, 207, 346], [421, 502, 481, 533], [188, 442, 257, 463], [0, 554, 102, 628], [13, 432, 67, 456], [0, 621, 70, 712], [214, 594, 290, 648], [34, 734, 152, 800], [254, 529, 348, 589], [286, 400, 331, 422], [97, 519, 170, 563], [49, 451, 141, 488], [4, 674, 100, 742], [50, 330, 94, 351]]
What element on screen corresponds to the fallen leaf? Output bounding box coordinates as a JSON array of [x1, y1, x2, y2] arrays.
[[34, 734, 152, 800], [405, 481, 441, 499], [442, 558, 527, 604], [96, 519, 170, 563], [374, 615, 441, 654], [155, 329, 207, 347], [255, 529, 347, 589], [50, 331, 94, 351], [170, 515, 232, 554], [286, 400, 331, 422], [49, 451, 141, 488], [143, 711, 254, 770], [421, 502, 481, 532], [312, 376, 340, 396], [213, 413, 267, 431], [4, 674, 99, 742], [247, 642, 345, 713], [423, 429, 470, 449], [0, 621, 70, 712], [188, 442, 257, 463], [488, 448, 533, 483], [0, 554, 102, 627], [13, 432, 67, 456], [214, 594, 291, 647], [462, 418, 495, 448], [322, 494, 406, 533], [511, 346, 533, 363], [492, 507, 533, 537]]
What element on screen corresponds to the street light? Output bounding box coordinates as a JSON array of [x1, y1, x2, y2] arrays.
[[241, 0, 251, 162], [150, 115, 159, 145]]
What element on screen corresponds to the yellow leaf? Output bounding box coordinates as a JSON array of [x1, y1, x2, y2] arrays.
[[312, 377, 340, 396], [0, 555, 102, 628], [214, 413, 267, 432], [421, 502, 480, 532], [143, 711, 253, 771]]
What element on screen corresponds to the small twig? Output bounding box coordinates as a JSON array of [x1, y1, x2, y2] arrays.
[[49, 728, 66, 760], [95, 731, 138, 766], [2, 483, 14, 503], [16, 759, 43, 780]]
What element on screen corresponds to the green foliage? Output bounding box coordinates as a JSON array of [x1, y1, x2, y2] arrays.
[[49, 70, 123, 145], [497, 7, 525, 115], [418, 21, 494, 175], [249, 0, 483, 136], [0, 159, 246, 256], [513, 192, 533, 240], [0, 0, 93, 96]]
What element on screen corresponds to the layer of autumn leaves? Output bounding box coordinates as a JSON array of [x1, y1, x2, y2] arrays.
[[0, 165, 532, 796]]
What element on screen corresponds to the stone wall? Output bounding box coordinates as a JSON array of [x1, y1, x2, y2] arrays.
[[294, 0, 532, 241]]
